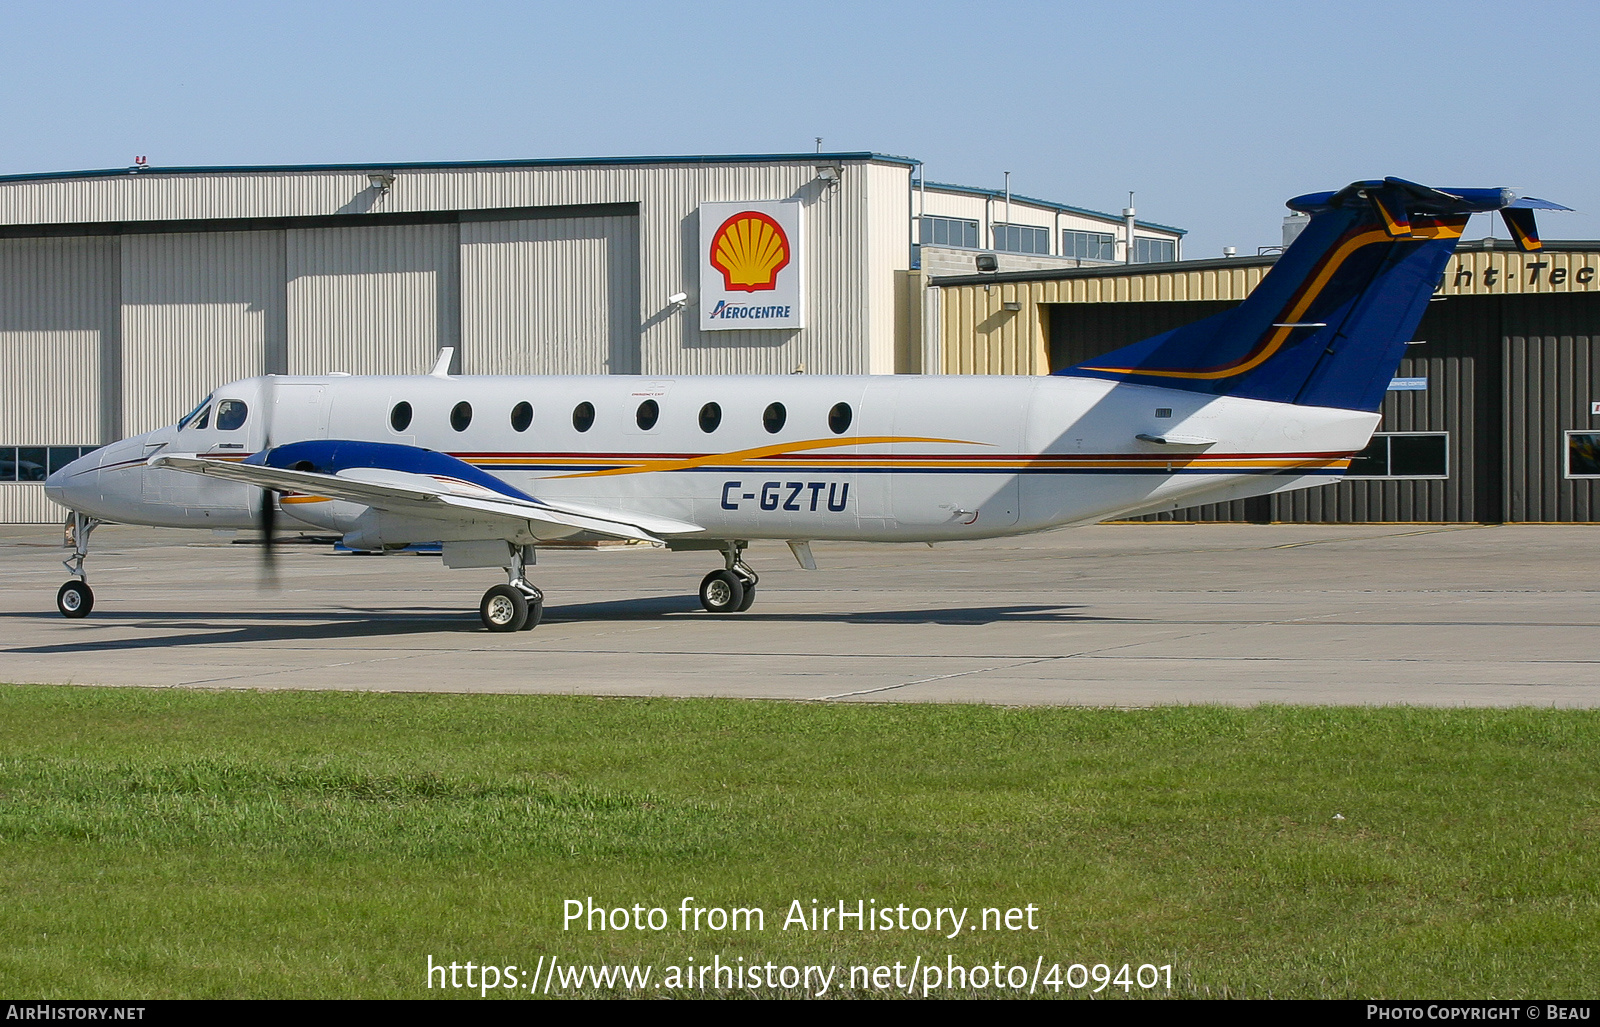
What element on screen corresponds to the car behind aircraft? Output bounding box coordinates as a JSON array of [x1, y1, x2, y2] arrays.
[[44, 178, 1569, 631]]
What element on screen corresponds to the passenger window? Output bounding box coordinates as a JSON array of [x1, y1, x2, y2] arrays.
[[636, 399, 659, 430], [390, 402, 413, 432], [511, 402, 533, 432], [451, 401, 473, 432], [763, 402, 786, 434], [699, 402, 722, 433], [828, 402, 852, 434], [573, 402, 595, 432], [216, 400, 249, 431]]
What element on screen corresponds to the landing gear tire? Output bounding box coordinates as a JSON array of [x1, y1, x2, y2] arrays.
[[734, 581, 756, 612], [57, 580, 93, 619], [480, 584, 529, 632], [519, 598, 544, 631], [699, 570, 745, 614]]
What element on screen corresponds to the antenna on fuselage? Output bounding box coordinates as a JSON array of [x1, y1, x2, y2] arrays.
[[429, 347, 455, 377]]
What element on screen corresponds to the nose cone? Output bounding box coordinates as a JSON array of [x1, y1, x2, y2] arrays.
[[45, 452, 97, 508]]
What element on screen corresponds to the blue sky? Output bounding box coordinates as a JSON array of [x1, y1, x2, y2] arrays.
[[2, 0, 1594, 256]]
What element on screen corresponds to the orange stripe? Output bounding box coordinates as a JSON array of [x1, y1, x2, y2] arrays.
[[1083, 217, 1465, 382], [548, 435, 989, 479]]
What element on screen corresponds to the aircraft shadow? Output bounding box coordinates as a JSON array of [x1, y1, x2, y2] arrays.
[[2, 609, 472, 654], [543, 599, 1114, 626], [3, 601, 1117, 655]]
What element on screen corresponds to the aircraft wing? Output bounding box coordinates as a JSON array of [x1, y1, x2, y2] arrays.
[[151, 452, 703, 544]]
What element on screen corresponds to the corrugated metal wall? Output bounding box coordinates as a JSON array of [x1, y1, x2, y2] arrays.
[[288, 223, 458, 376], [120, 231, 286, 435], [0, 485, 64, 524], [866, 163, 912, 374], [1276, 297, 1495, 523], [0, 158, 906, 381], [0, 236, 116, 445], [460, 215, 639, 375], [1504, 293, 1600, 521]]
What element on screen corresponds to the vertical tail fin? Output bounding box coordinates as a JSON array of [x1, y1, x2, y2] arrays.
[[1062, 178, 1570, 411]]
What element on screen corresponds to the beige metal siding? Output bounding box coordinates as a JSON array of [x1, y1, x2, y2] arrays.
[[0, 484, 64, 523], [866, 163, 911, 374], [0, 236, 116, 445], [940, 281, 1049, 375], [120, 231, 287, 435], [1437, 248, 1600, 297], [460, 215, 639, 375], [287, 223, 459, 376], [936, 264, 1271, 376]]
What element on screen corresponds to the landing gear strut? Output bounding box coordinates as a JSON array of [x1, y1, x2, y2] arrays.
[[56, 512, 100, 618], [699, 540, 758, 614], [479, 544, 543, 632]]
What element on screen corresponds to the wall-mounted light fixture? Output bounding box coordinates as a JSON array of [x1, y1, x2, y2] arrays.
[[974, 253, 999, 273], [368, 172, 396, 193], [815, 165, 841, 187]]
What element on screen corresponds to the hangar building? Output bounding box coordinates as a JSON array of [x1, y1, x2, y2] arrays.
[[0, 153, 1183, 522]]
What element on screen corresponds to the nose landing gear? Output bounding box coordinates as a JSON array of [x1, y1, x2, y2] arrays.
[[56, 512, 100, 619]]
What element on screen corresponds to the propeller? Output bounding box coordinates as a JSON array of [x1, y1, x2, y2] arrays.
[[257, 372, 279, 587]]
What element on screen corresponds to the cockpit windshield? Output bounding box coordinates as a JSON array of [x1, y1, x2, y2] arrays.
[[176, 395, 214, 430]]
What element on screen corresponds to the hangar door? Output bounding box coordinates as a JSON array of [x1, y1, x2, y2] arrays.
[[287, 223, 460, 378], [460, 211, 641, 376]]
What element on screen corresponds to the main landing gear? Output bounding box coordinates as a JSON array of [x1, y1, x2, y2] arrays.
[[56, 512, 100, 618], [699, 540, 758, 614], [479, 545, 543, 632]]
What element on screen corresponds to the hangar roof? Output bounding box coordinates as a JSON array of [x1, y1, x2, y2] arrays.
[[0, 152, 919, 185], [922, 181, 1186, 236]]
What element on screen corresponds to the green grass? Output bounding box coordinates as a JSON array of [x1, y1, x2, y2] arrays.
[[0, 684, 1596, 998]]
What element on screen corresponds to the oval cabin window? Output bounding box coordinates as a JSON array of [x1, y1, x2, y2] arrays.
[[636, 399, 659, 430], [572, 402, 595, 433], [698, 402, 722, 433], [511, 402, 533, 432], [828, 402, 852, 435], [763, 402, 786, 434], [216, 400, 249, 431], [450, 401, 473, 432], [390, 402, 413, 432]]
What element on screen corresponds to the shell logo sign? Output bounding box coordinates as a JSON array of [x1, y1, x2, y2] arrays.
[[709, 211, 791, 292], [699, 200, 804, 331]]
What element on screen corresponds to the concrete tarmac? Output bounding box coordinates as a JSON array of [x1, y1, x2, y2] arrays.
[[2, 522, 1598, 706]]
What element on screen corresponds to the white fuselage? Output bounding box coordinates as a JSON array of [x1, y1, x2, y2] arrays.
[[49, 373, 1378, 544]]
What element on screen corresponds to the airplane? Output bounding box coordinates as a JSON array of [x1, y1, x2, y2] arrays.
[[42, 178, 1569, 632]]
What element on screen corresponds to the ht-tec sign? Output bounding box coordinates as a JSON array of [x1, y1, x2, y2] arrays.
[[699, 200, 805, 331]]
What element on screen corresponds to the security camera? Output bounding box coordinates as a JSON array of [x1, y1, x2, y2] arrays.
[[667, 292, 688, 306]]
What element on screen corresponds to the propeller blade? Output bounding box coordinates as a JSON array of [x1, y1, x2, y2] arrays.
[[258, 487, 279, 586], [257, 370, 279, 586]]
